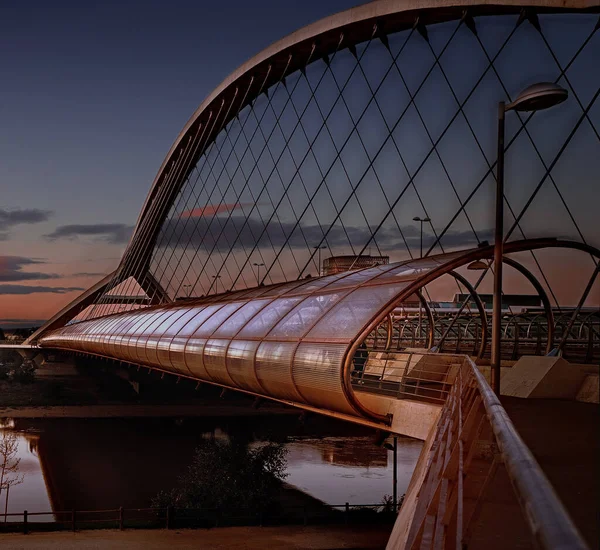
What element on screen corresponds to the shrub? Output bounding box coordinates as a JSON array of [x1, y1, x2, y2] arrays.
[[152, 440, 288, 513]]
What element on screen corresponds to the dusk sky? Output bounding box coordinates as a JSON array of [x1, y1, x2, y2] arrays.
[[0, 0, 360, 325], [1, 2, 598, 327]]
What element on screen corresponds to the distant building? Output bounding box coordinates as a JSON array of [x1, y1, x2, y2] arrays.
[[322, 255, 389, 276], [453, 293, 541, 310]]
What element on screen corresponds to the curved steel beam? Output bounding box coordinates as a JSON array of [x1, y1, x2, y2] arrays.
[[433, 270, 488, 359], [417, 290, 435, 349], [116, 1, 600, 296], [503, 257, 555, 355], [344, 238, 600, 421]]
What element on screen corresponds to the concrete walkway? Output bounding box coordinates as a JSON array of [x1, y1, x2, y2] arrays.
[[503, 397, 599, 549], [0, 525, 391, 549]]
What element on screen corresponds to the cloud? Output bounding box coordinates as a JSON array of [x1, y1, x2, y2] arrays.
[[0, 208, 52, 232], [155, 215, 492, 254], [44, 223, 134, 244], [0, 256, 61, 282], [71, 272, 108, 277], [180, 203, 248, 218], [0, 284, 84, 295]]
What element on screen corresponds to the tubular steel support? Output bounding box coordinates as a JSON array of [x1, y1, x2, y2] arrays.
[[492, 101, 505, 395], [503, 257, 555, 355]]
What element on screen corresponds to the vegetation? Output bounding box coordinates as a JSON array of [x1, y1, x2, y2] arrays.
[[0, 431, 24, 517], [153, 440, 288, 513]]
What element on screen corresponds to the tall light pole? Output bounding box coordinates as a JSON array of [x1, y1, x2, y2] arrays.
[[412, 216, 430, 345], [313, 245, 327, 276], [252, 262, 264, 286], [492, 82, 567, 395], [412, 216, 431, 258], [211, 274, 221, 294]]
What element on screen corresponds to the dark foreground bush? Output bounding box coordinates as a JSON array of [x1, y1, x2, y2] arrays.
[[153, 439, 288, 514]]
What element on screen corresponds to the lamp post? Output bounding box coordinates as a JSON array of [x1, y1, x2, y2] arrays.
[[313, 245, 327, 276], [412, 216, 430, 345], [412, 216, 431, 259], [211, 275, 221, 294], [252, 262, 264, 286], [492, 82, 567, 395]]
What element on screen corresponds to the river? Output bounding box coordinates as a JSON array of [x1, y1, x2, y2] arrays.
[[0, 415, 422, 519]]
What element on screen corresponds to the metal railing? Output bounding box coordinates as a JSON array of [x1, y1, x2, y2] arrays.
[[351, 351, 466, 405], [373, 311, 600, 364], [0, 502, 398, 534], [403, 356, 588, 550]]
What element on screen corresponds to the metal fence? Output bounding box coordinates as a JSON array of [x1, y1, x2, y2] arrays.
[[0, 502, 398, 534], [352, 350, 465, 405]]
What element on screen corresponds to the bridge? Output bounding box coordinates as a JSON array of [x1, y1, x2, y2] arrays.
[[14, 0, 599, 548]]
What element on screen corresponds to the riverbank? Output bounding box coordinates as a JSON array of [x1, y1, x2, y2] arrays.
[[0, 524, 392, 549], [0, 403, 296, 418], [0, 360, 295, 416]]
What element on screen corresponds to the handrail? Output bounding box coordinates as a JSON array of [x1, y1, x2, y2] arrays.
[[469, 359, 588, 550]]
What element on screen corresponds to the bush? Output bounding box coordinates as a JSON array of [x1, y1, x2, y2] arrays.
[[152, 440, 288, 513], [8, 362, 36, 384]]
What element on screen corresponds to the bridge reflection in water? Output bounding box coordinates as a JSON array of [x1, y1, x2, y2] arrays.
[[0, 417, 421, 516]]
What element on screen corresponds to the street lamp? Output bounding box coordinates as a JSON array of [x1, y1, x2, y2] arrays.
[[313, 245, 327, 276], [492, 82, 567, 395], [413, 216, 430, 345], [412, 216, 431, 258], [252, 262, 264, 286], [211, 275, 221, 294]]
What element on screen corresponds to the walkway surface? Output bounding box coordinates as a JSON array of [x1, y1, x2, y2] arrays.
[[503, 397, 599, 549], [0, 525, 392, 549]]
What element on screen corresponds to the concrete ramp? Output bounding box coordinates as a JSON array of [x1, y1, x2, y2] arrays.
[[501, 356, 588, 399]]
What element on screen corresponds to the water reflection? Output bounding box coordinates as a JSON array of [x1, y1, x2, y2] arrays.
[[285, 437, 422, 505], [0, 416, 422, 515], [0, 423, 52, 521]]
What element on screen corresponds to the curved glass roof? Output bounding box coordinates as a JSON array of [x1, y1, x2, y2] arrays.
[[39, 248, 474, 418]]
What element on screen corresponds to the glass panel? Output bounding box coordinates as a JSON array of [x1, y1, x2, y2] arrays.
[[306, 284, 409, 340], [238, 297, 303, 339], [292, 342, 355, 414], [144, 309, 188, 366], [269, 292, 345, 338], [203, 338, 233, 385], [212, 299, 271, 338], [255, 341, 301, 402], [226, 340, 262, 393], [319, 263, 397, 291], [176, 305, 222, 337], [163, 306, 206, 336], [182, 337, 209, 378], [192, 302, 245, 338]]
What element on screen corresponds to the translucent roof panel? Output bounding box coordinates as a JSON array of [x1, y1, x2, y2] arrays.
[[305, 283, 411, 342], [268, 292, 346, 339], [39, 250, 474, 421]]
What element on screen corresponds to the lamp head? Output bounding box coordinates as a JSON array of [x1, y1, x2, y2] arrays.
[[467, 260, 490, 271], [506, 82, 568, 112]]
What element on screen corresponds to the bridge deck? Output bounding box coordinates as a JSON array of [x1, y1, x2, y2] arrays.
[[502, 397, 599, 548]]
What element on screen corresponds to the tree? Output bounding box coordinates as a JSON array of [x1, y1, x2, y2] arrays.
[[153, 440, 288, 513], [0, 431, 24, 520]]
